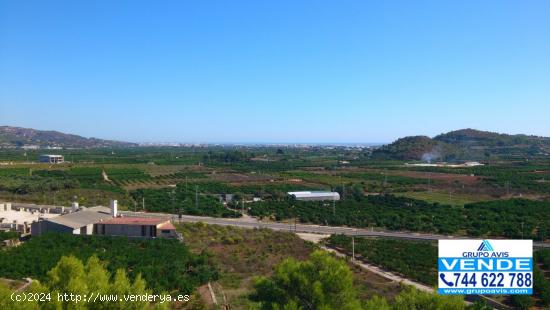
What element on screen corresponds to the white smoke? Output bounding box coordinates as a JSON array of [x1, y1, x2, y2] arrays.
[[421, 148, 441, 163]]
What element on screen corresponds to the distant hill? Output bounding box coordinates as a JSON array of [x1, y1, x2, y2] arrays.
[[372, 129, 550, 161], [433, 128, 550, 147], [0, 126, 137, 149]]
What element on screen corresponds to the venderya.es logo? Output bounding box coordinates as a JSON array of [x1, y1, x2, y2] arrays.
[[463, 239, 509, 258]]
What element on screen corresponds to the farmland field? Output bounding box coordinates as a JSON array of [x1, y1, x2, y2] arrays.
[[1, 146, 550, 236]]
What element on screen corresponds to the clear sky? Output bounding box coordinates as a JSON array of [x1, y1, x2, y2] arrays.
[[1, 0, 549, 143]]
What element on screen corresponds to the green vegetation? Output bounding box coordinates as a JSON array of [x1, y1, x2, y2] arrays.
[[389, 286, 465, 310], [0, 125, 137, 148], [249, 195, 550, 238], [0, 255, 160, 309], [177, 223, 409, 309], [396, 191, 484, 206], [0, 231, 19, 241], [463, 199, 550, 238], [372, 128, 550, 161], [131, 184, 240, 217], [536, 249, 550, 270], [1, 141, 549, 203], [327, 235, 437, 285], [251, 250, 363, 309], [329, 237, 550, 308], [372, 135, 449, 161], [250, 250, 466, 310], [408, 163, 550, 194], [177, 223, 318, 309], [534, 249, 550, 307], [0, 233, 217, 294], [1, 132, 549, 308]]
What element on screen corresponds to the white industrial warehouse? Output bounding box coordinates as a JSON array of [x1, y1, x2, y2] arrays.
[[287, 191, 340, 201]]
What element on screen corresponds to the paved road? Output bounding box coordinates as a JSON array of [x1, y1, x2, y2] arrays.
[[120, 211, 550, 248]]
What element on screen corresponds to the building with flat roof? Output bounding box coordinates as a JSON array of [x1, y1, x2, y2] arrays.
[[39, 154, 64, 164], [31, 200, 177, 239], [0, 202, 60, 234], [287, 191, 340, 201], [31, 206, 112, 236], [94, 216, 176, 238]]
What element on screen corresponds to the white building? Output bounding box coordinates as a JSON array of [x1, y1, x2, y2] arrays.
[[287, 191, 340, 201], [39, 154, 64, 164], [0, 202, 60, 234]]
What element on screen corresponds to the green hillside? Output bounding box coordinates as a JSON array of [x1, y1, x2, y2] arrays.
[[372, 128, 550, 160]]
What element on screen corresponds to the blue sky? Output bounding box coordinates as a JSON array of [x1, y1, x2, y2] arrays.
[[1, 0, 549, 143]]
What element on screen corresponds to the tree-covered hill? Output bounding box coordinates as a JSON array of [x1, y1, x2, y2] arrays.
[[371, 136, 458, 161], [0, 126, 137, 148], [372, 128, 550, 160], [434, 128, 550, 147]]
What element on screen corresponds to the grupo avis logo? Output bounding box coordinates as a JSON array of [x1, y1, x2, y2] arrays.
[[462, 239, 508, 258], [438, 240, 532, 295], [477, 240, 494, 252]]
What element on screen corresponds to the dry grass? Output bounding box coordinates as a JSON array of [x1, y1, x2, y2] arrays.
[[177, 223, 404, 309]]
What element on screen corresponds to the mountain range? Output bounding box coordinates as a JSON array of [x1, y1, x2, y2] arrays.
[[0, 126, 137, 149]]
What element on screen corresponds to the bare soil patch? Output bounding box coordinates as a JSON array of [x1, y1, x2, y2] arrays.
[[209, 173, 275, 183]]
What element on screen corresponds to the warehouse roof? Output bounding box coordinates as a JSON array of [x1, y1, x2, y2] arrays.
[[47, 206, 112, 229], [97, 217, 170, 226], [287, 191, 340, 201], [288, 191, 340, 198]]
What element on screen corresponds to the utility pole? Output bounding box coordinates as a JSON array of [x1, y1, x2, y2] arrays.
[[294, 209, 297, 232], [521, 222, 524, 239], [332, 199, 336, 215], [171, 189, 176, 214], [352, 229, 356, 261], [142, 197, 145, 210], [342, 183, 345, 200], [195, 186, 199, 209], [290, 205, 295, 232]]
